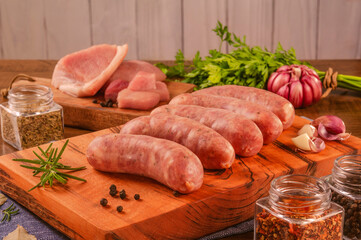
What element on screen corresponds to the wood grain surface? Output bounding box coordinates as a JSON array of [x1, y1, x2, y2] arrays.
[[1, 116, 361, 239], [0, 59, 361, 240]]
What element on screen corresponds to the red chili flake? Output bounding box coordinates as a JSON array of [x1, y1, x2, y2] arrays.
[[255, 209, 343, 240]]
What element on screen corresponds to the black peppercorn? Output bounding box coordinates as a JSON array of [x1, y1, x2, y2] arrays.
[[173, 191, 180, 197], [100, 102, 106, 107], [109, 184, 117, 192], [134, 194, 140, 200], [116, 206, 123, 212], [100, 198, 108, 206], [109, 190, 117, 197], [92, 99, 98, 104], [119, 189, 126, 199], [106, 99, 113, 107]]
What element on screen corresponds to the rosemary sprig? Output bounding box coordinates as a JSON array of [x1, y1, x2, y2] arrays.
[[1, 203, 19, 223], [13, 139, 87, 192]]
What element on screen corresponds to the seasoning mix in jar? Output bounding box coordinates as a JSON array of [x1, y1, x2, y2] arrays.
[[324, 155, 361, 240], [0, 84, 64, 150], [254, 174, 344, 240]]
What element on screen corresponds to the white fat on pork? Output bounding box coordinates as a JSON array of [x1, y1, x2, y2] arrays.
[[52, 44, 128, 97]]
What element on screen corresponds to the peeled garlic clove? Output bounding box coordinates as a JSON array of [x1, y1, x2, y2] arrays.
[[292, 133, 325, 153], [292, 133, 311, 151], [298, 124, 318, 138]]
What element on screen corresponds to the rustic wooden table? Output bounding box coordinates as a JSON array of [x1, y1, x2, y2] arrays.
[[0, 59, 360, 240]]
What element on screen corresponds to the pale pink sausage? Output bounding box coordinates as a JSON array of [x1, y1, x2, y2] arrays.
[[194, 85, 295, 129], [169, 93, 283, 144], [120, 113, 235, 169], [86, 133, 204, 194], [151, 105, 263, 157]]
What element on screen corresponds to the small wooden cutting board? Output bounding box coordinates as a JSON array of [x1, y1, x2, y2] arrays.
[[14, 78, 195, 131], [1, 116, 361, 239]]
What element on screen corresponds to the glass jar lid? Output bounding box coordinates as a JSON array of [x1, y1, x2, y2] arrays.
[[269, 174, 331, 215], [8, 85, 54, 113], [332, 154, 361, 196]]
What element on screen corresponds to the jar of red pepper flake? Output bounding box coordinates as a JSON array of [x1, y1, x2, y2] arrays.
[[324, 155, 361, 240], [254, 174, 344, 240]]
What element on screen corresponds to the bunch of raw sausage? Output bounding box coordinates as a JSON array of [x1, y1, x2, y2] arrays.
[[86, 85, 295, 194]]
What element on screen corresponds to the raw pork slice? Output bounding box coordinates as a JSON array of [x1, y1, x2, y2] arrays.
[[117, 89, 160, 110], [52, 44, 128, 97], [107, 60, 166, 84]]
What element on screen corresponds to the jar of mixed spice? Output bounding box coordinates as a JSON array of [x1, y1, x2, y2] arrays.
[[0, 84, 64, 150], [324, 155, 361, 240], [254, 174, 344, 240]]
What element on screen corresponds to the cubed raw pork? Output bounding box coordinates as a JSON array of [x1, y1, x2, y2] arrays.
[[128, 71, 157, 91], [117, 89, 160, 110]]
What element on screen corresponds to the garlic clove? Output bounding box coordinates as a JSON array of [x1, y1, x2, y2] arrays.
[[289, 81, 303, 108], [292, 133, 325, 153], [292, 133, 311, 151], [318, 123, 351, 141], [298, 124, 317, 138], [309, 137, 326, 152], [302, 81, 313, 107]]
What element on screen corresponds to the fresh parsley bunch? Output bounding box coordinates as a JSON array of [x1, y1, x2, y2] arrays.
[[157, 21, 307, 90]]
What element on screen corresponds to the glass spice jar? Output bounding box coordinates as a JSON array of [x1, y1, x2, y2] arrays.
[[0, 84, 64, 150], [324, 155, 361, 240], [254, 174, 344, 240]]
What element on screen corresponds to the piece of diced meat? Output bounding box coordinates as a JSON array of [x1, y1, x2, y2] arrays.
[[152, 81, 170, 102], [51, 44, 128, 97], [104, 79, 129, 102], [128, 71, 156, 91], [117, 89, 160, 110]]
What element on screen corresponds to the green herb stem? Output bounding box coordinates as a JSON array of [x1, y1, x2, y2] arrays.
[[156, 21, 361, 93], [12, 139, 86, 191], [1, 203, 19, 223]]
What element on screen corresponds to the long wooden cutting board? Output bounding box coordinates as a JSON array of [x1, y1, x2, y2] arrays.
[[14, 78, 195, 131], [1, 116, 361, 239]]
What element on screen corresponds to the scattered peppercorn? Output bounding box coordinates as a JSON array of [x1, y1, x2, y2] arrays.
[[116, 206, 123, 213], [109, 190, 117, 197], [134, 194, 140, 200], [100, 198, 108, 206], [100, 102, 106, 107], [106, 99, 113, 107], [109, 184, 117, 192], [173, 191, 180, 197], [92, 99, 98, 104], [119, 189, 126, 200]]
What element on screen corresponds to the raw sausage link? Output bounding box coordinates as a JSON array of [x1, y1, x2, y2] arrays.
[[169, 93, 283, 144], [194, 85, 295, 129], [86, 133, 204, 194], [151, 105, 263, 157], [120, 113, 235, 169]]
